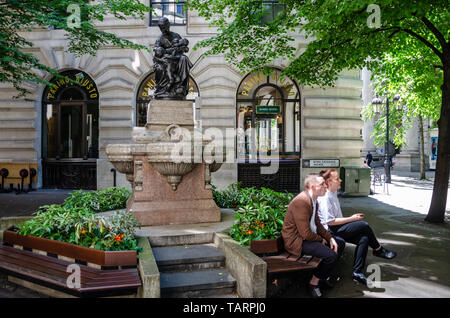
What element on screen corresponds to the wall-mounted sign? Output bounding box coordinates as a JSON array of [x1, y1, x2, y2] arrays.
[[44, 70, 98, 101], [256, 105, 280, 114], [302, 159, 340, 168]]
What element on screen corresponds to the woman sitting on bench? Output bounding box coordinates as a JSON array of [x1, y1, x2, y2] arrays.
[[317, 169, 397, 286]]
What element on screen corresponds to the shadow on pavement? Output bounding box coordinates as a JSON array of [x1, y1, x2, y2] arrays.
[[269, 196, 450, 298]]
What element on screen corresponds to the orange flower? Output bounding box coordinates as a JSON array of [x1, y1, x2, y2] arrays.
[[80, 229, 86, 235], [114, 235, 123, 242], [247, 230, 253, 235]]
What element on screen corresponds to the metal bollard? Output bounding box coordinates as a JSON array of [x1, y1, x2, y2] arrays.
[[0, 168, 10, 193], [29, 168, 37, 191], [111, 168, 117, 187], [16, 169, 29, 194]]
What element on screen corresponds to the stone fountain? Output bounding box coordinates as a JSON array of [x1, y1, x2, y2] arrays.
[[105, 17, 222, 226]]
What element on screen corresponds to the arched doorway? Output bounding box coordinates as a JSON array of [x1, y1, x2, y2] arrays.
[[136, 72, 199, 127], [42, 70, 99, 189], [236, 68, 301, 193]]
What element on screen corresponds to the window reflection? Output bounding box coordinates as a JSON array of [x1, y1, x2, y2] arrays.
[[260, 1, 285, 24], [150, 0, 186, 26], [46, 104, 58, 158]]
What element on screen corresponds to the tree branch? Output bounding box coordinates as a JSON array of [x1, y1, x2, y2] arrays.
[[400, 28, 444, 61], [418, 16, 447, 53]]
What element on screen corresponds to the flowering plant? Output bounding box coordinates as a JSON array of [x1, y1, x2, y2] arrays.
[[16, 205, 141, 252]]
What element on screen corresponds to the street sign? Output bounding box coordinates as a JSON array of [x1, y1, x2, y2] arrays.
[[256, 105, 280, 114], [302, 159, 340, 168]]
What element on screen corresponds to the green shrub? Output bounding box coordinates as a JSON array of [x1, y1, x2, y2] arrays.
[[213, 183, 293, 246], [62, 187, 131, 213]]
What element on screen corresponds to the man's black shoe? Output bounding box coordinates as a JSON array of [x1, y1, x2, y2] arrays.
[[308, 284, 323, 298], [319, 278, 334, 289], [352, 272, 369, 286], [373, 246, 397, 259]]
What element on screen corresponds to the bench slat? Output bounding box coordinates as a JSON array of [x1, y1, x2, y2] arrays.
[[0, 243, 141, 294], [0, 246, 138, 282], [0, 251, 141, 289], [262, 252, 322, 274]]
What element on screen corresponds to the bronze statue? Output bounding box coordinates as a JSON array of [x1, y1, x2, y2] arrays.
[[153, 17, 193, 100]]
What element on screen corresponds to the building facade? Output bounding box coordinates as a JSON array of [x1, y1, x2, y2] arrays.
[[0, 1, 364, 192]]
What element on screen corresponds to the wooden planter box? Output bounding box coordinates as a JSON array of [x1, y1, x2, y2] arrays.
[[2, 228, 137, 267], [249, 236, 283, 255]]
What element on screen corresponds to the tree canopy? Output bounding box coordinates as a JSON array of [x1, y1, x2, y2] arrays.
[[0, 0, 150, 98], [187, 0, 450, 223], [362, 51, 442, 150]]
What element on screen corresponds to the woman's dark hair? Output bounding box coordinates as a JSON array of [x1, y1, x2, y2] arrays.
[[319, 169, 337, 182]]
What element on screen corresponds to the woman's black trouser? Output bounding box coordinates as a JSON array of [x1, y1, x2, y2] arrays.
[[329, 221, 381, 273]]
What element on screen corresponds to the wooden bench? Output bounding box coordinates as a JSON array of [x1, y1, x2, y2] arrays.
[[250, 236, 322, 281], [0, 242, 141, 298], [250, 237, 322, 296]]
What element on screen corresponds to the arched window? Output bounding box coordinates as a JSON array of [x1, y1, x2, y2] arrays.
[[236, 68, 301, 193], [136, 72, 199, 127], [42, 70, 99, 189], [236, 68, 301, 160]]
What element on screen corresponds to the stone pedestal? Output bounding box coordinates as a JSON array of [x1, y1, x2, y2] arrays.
[[106, 100, 222, 226], [128, 161, 220, 225]]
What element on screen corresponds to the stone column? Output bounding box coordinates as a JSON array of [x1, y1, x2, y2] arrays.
[[395, 117, 420, 172], [361, 68, 377, 156]]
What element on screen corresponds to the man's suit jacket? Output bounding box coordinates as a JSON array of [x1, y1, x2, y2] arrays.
[[281, 190, 332, 256]]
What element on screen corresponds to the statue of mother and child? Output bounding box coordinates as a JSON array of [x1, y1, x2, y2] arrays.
[[152, 17, 193, 100]]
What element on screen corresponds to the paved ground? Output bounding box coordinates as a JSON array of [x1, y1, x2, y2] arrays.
[[0, 170, 449, 298], [0, 189, 74, 218]]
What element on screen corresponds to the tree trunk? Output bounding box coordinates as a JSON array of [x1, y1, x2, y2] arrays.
[[425, 67, 450, 223], [419, 115, 426, 180]]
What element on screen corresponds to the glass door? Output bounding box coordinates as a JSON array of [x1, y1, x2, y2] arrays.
[[59, 104, 85, 159]]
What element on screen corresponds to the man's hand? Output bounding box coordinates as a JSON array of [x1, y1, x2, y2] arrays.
[[329, 237, 338, 253]]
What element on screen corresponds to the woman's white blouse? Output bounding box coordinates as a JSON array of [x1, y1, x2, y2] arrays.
[[317, 190, 343, 230]]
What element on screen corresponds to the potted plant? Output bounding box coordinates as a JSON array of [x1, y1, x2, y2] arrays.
[[216, 184, 293, 252], [3, 201, 141, 267]]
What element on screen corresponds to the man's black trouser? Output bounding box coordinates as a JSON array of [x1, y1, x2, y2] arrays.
[[329, 221, 381, 273], [301, 236, 346, 280]]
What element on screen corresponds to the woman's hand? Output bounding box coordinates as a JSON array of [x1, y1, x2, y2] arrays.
[[351, 213, 364, 221]]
